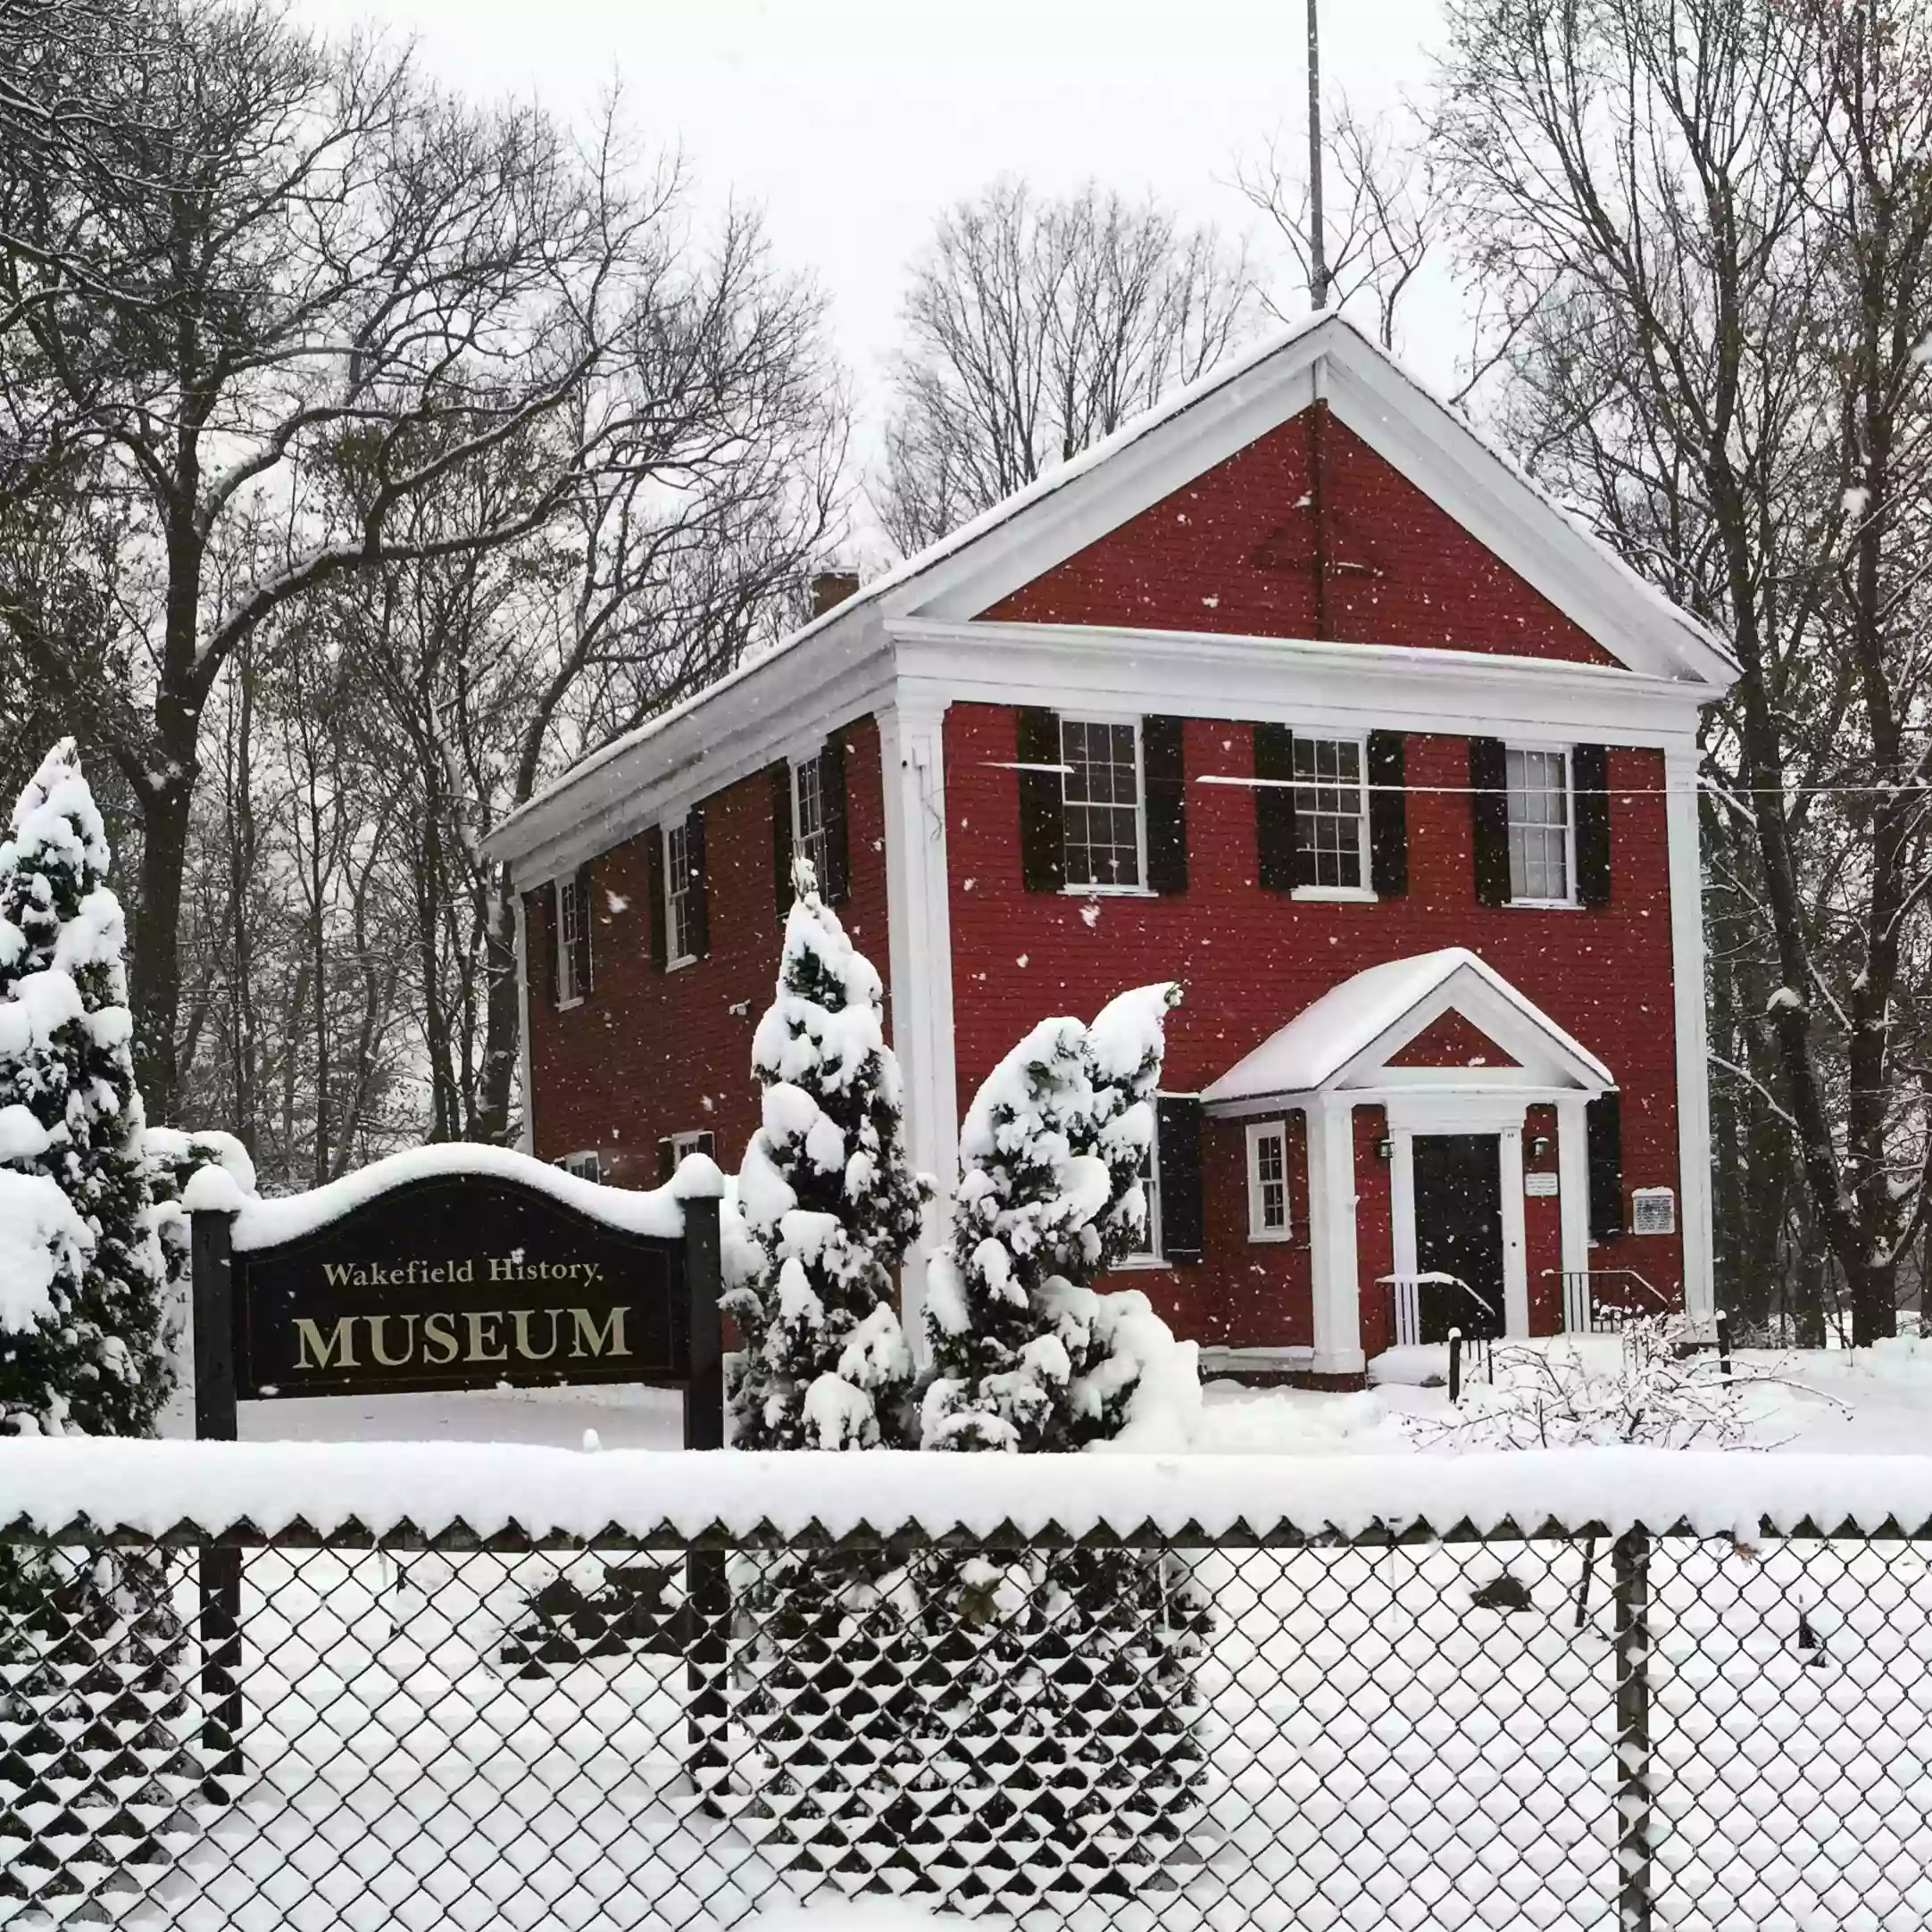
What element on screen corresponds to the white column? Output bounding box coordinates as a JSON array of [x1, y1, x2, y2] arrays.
[[879, 691, 959, 1356], [512, 889, 535, 1155], [1388, 1129, 1417, 1282], [1306, 1097, 1364, 1376], [1664, 739, 1717, 1327], [1556, 1094, 1592, 1320], [1499, 1124, 1529, 1337]]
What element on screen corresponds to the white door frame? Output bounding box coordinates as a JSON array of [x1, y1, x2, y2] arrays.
[[1382, 1094, 1531, 1339]]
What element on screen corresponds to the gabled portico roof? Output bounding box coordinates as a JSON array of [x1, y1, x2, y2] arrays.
[[1200, 948, 1613, 1112]]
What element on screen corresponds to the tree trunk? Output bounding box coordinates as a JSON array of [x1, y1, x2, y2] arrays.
[[131, 768, 193, 1124], [475, 873, 521, 1146]]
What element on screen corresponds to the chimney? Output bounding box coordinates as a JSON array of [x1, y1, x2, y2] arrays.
[[811, 570, 861, 620]]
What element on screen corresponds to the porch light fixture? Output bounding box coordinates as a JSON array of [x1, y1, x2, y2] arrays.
[[1530, 1134, 1552, 1161], [1376, 1137, 1393, 1161]]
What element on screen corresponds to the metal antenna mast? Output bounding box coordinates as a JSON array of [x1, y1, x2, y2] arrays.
[[1306, 0, 1328, 309]]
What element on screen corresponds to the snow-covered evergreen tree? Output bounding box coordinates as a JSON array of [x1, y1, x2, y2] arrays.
[[724, 855, 927, 1449], [921, 981, 1199, 1452], [920, 1013, 1103, 1450], [909, 983, 1212, 1901], [0, 741, 168, 1436]]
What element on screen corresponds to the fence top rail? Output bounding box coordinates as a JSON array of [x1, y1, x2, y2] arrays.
[[3, 1440, 1931, 1546]]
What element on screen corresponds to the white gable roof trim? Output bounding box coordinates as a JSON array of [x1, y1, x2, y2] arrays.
[[487, 312, 1736, 872], [1201, 948, 1615, 1112]]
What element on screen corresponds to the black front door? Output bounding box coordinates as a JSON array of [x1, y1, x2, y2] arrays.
[[1412, 1134, 1505, 1341]]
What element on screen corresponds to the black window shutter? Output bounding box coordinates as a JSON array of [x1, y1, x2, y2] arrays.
[[1573, 744, 1611, 908], [1143, 714, 1187, 895], [657, 1137, 676, 1185], [686, 806, 710, 956], [1470, 737, 1511, 906], [573, 862, 594, 996], [1017, 707, 1065, 892], [820, 736, 851, 905], [537, 889, 558, 1007], [770, 761, 794, 923], [1254, 722, 1298, 891], [647, 828, 668, 971], [1586, 1093, 1623, 1240], [1155, 1095, 1204, 1265], [1367, 729, 1408, 896]]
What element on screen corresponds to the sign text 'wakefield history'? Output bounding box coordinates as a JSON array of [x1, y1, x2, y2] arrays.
[[229, 1171, 690, 1399]]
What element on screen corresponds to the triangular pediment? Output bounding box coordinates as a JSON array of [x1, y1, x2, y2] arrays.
[[1202, 948, 1611, 1112], [978, 412, 1618, 663], [1386, 1010, 1521, 1070], [879, 313, 1736, 686]]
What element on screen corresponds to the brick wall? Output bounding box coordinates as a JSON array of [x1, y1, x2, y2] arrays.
[[525, 715, 889, 1187], [943, 704, 1685, 1348], [983, 410, 1616, 664]]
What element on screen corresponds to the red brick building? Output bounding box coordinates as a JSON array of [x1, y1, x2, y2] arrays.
[[487, 314, 1735, 1380]]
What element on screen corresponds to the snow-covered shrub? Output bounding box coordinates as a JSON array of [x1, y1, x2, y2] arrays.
[[0, 743, 168, 1437], [913, 983, 1210, 1901], [724, 859, 927, 1451], [1405, 1316, 1822, 1452]]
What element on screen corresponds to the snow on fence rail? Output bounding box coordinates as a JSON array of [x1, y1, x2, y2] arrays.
[[5, 1445, 1932, 1931], [4, 1438, 1932, 1544]]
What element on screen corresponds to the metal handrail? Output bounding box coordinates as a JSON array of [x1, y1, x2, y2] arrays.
[[1545, 1267, 1670, 1334], [1381, 1271, 1499, 1348]]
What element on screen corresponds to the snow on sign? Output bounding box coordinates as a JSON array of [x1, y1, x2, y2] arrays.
[[186, 1146, 725, 1439]]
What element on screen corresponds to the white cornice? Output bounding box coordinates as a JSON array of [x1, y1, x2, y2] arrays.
[[495, 620, 895, 888], [888, 619, 1715, 745]]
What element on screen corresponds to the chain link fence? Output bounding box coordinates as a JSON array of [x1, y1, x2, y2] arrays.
[[3, 1501, 1930, 1928]]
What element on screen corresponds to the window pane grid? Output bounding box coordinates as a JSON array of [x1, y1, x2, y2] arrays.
[[557, 879, 584, 1003], [795, 758, 829, 892], [667, 822, 694, 962], [1506, 747, 1570, 902], [1253, 1128, 1287, 1233], [1061, 720, 1142, 889], [1133, 1137, 1162, 1261], [1293, 737, 1365, 889]]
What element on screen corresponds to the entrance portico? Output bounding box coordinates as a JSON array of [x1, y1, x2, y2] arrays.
[[1201, 949, 1614, 1376]]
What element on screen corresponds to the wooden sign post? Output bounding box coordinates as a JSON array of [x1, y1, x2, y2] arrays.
[[187, 1154, 727, 1789]]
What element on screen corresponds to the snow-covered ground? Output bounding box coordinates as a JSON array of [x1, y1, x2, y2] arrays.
[[218, 1336, 1932, 1458]]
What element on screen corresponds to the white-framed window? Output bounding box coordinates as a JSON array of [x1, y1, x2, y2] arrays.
[[670, 1129, 714, 1163], [1506, 746, 1574, 904], [793, 754, 829, 892], [555, 1151, 601, 1183], [665, 819, 697, 967], [1245, 1120, 1292, 1241], [555, 874, 587, 1006], [1061, 716, 1145, 891], [1120, 1131, 1166, 1265], [1292, 735, 1370, 894]]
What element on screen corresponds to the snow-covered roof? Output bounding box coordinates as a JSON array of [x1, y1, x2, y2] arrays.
[[1201, 948, 1614, 1106], [487, 311, 1737, 872]]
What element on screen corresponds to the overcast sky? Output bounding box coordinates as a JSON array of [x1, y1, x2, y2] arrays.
[[298, 0, 1457, 531]]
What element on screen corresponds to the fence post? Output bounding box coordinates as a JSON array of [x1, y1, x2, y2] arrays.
[[189, 1207, 244, 1795], [1448, 1328, 1463, 1405], [1612, 1527, 1653, 1932], [1716, 1310, 1732, 1381], [679, 1190, 728, 1814]]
